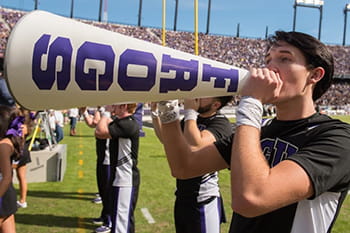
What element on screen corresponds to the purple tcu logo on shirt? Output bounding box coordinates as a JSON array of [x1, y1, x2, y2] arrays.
[[32, 34, 240, 93], [261, 138, 298, 167]]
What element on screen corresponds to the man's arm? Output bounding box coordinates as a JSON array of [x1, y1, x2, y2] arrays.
[[91, 107, 102, 126], [159, 102, 228, 179], [95, 112, 112, 139], [80, 107, 102, 128], [230, 68, 313, 217], [80, 107, 95, 128], [150, 102, 163, 143], [230, 125, 313, 217], [183, 99, 216, 147]]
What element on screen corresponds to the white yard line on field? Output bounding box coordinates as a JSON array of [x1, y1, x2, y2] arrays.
[[141, 207, 156, 224]]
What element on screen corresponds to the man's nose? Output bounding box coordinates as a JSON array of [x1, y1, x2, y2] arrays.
[[265, 62, 278, 73]]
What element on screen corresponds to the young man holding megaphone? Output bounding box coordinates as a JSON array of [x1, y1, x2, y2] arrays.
[[157, 31, 350, 233]]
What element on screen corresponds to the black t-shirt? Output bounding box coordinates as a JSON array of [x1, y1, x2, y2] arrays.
[[215, 113, 350, 233], [108, 115, 140, 187], [176, 113, 233, 201]]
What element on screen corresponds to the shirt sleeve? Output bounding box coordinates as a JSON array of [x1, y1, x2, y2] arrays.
[[205, 116, 234, 141], [108, 117, 139, 139], [214, 134, 234, 166]]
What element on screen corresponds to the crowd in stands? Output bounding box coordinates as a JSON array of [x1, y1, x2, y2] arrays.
[[1, 7, 350, 111], [316, 81, 350, 112]]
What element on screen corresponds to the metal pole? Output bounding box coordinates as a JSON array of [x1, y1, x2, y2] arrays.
[[318, 5, 322, 40], [343, 8, 348, 46], [34, 0, 38, 10], [293, 2, 297, 31], [138, 0, 143, 26], [265, 26, 268, 39], [162, 0, 166, 46], [206, 0, 211, 35], [236, 23, 240, 37], [174, 0, 178, 31], [103, 0, 108, 22], [194, 0, 199, 55], [98, 0, 103, 22], [70, 0, 74, 18]]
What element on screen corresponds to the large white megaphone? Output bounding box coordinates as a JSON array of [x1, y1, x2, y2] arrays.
[[4, 10, 249, 110]]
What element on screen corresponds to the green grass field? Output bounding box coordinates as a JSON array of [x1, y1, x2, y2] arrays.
[[13, 116, 350, 233]]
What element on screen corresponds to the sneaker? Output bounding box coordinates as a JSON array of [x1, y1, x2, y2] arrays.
[[17, 201, 27, 208], [92, 196, 102, 204], [92, 217, 104, 225], [95, 225, 111, 233]]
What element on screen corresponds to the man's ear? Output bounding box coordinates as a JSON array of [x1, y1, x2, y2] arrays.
[[212, 100, 222, 110], [121, 104, 128, 111], [309, 67, 325, 84]]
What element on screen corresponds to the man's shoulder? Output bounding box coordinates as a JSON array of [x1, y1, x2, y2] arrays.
[[114, 115, 139, 128], [210, 113, 231, 125]]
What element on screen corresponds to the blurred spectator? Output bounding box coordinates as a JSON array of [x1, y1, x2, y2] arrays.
[[49, 110, 64, 143], [68, 108, 79, 136]]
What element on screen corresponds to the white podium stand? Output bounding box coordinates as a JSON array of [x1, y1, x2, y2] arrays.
[[13, 144, 67, 183]]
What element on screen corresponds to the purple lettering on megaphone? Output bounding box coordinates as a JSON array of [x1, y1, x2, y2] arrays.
[[202, 64, 239, 92], [32, 34, 72, 90], [118, 49, 156, 91], [31, 33, 240, 94], [76, 41, 115, 90], [159, 54, 198, 93]]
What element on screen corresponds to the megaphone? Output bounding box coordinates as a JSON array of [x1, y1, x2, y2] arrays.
[[4, 10, 249, 110]]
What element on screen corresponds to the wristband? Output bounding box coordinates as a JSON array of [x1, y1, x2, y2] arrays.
[[158, 100, 180, 124], [83, 111, 89, 118], [184, 109, 198, 121], [236, 96, 263, 129], [98, 106, 105, 114], [151, 111, 159, 119], [102, 111, 111, 118]]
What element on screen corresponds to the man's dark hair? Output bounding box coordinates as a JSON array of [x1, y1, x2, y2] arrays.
[[267, 31, 334, 101], [215, 96, 233, 110]]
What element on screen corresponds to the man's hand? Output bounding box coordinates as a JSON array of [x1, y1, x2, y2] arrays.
[[150, 102, 158, 112], [240, 67, 283, 104], [104, 105, 114, 113], [183, 99, 199, 111], [158, 100, 180, 124]]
